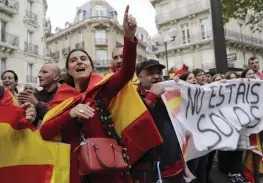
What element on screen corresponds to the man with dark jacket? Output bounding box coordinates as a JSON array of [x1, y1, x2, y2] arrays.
[[17, 64, 60, 127], [134, 59, 185, 183]]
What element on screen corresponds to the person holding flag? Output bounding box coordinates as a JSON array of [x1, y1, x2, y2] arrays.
[[40, 5, 162, 183]]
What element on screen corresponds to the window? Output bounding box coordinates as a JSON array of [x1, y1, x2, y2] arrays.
[[0, 21, 7, 43], [1, 58, 6, 73], [65, 39, 70, 48], [95, 30, 107, 44], [27, 30, 33, 43], [27, 63, 33, 76], [95, 30, 106, 38], [140, 34, 144, 41], [96, 50, 107, 65], [94, 5, 106, 16], [181, 23, 190, 44], [83, 10, 87, 20], [200, 18, 209, 39], [27, 0, 33, 12], [78, 10, 84, 22], [78, 32, 83, 42], [55, 43, 58, 51]]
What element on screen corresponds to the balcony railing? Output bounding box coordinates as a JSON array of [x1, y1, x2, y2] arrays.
[[157, 30, 213, 51], [224, 29, 263, 47], [0, 0, 19, 14], [26, 75, 38, 84], [0, 31, 19, 46], [154, 29, 263, 53], [90, 16, 111, 21], [76, 41, 85, 49], [26, 10, 37, 21], [62, 47, 70, 55], [95, 38, 108, 45], [155, 0, 210, 25], [24, 42, 39, 55], [94, 60, 111, 68], [51, 51, 60, 59]]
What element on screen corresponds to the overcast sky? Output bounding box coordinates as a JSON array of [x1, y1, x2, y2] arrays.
[[46, 0, 157, 36]]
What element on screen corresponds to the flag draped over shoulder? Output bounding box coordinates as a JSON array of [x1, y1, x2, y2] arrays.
[[0, 105, 70, 183], [42, 73, 163, 165], [243, 134, 263, 183], [0, 87, 17, 106]]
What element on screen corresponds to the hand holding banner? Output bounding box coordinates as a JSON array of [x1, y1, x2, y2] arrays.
[[162, 79, 263, 160]]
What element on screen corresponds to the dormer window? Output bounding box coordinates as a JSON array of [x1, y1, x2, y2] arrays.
[[78, 10, 83, 21], [94, 5, 106, 16]]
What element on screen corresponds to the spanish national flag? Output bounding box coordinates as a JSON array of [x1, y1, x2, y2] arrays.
[[243, 134, 263, 183], [0, 105, 71, 183], [42, 73, 163, 165]]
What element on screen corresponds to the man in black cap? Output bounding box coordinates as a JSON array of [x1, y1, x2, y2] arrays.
[[132, 59, 185, 183]]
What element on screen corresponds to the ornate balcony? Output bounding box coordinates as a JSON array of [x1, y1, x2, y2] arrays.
[[0, 0, 19, 16], [76, 41, 85, 49], [154, 29, 263, 54], [24, 10, 38, 28], [224, 29, 263, 48], [0, 31, 19, 52], [24, 42, 39, 55], [154, 30, 213, 52], [95, 38, 108, 45], [94, 60, 111, 68], [26, 10, 37, 21], [155, 0, 210, 25]]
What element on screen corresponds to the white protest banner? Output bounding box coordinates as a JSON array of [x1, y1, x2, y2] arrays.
[[161, 79, 263, 162]]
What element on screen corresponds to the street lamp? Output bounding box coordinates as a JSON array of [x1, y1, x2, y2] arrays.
[[152, 28, 177, 75]]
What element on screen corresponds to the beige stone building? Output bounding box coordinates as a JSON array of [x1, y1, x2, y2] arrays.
[[46, 0, 147, 76], [150, 0, 263, 74], [0, 0, 49, 91]]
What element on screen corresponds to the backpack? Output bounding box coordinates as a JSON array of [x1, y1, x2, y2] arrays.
[[0, 86, 4, 99]]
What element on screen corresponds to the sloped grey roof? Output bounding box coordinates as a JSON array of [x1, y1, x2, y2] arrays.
[[72, 0, 117, 24]]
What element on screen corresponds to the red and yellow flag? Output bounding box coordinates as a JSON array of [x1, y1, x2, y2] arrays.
[[0, 105, 70, 183], [0, 88, 17, 106], [163, 89, 183, 118], [42, 73, 163, 165], [243, 134, 263, 183]]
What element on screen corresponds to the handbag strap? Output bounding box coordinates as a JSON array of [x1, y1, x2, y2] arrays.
[[94, 93, 130, 170], [94, 93, 121, 144]]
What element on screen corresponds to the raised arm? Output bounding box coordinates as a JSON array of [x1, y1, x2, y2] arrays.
[[101, 5, 138, 100]]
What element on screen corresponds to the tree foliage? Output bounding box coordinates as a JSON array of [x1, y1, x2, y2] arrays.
[[221, 0, 263, 26]]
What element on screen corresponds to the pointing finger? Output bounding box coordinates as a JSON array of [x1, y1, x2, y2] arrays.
[[125, 5, 129, 16]]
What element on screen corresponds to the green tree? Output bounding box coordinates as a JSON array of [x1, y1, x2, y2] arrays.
[[221, 0, 263, 25]]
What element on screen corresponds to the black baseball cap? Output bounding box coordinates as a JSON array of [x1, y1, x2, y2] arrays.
[[136, 59, 166, 75]]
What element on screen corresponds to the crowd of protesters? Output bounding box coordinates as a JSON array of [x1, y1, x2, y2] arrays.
[[1, 5, 263, 183]]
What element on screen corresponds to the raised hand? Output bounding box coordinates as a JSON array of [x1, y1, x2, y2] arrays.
[[123, 5, 137, 41]]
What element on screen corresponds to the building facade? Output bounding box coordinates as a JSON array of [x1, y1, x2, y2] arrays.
[[150, 0, 263, 74], [46, 0, 147, 76], [0, 0, 49, 90]]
